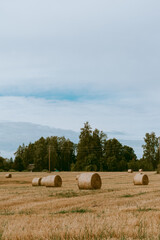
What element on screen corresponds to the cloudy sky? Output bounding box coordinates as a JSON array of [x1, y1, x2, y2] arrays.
[[0, 0, 160, 157]]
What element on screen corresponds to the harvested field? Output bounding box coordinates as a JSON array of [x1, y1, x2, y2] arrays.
[[0, 171, 160, 239]]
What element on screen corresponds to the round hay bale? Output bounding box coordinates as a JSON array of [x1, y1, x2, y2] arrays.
[[45, 175, 62, 187], [40, 177, 48, 186], [77, 172, 102, 190], [32, 177, 42, 186], [133, 173, 149, 185], [5, 173, 12, 178], [128, 169, 133, 173], [139, 169, 143, 172]]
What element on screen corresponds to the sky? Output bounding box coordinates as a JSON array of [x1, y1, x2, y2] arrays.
[[0, 0, 160, 158]]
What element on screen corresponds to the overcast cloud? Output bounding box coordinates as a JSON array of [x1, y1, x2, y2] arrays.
[[0, 0, 160, 158]]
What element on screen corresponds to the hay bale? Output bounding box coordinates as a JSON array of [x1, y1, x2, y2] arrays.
[[40, 177, 48, 186], [5, 173, 12, 178], [128, 169, 133, 173], [45, 175, 62, 187], [133, 173, 149, 185], [77, 172, 102, 190], [139, 169, 143, 172], [32, 177, 42, 186]]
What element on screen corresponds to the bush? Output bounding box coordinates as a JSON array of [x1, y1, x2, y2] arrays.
[[85, 164, 97, 171], [42, 169, 49, 172], [0, 169, 4, 172], [8, 169, 16, 172]]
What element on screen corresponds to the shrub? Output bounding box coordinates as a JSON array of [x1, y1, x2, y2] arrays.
[[85, 164, 97, 171], [42, 169, 49, 172]]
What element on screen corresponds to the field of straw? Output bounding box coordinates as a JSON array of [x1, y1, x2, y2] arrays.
[[0, 171, 160, 240]]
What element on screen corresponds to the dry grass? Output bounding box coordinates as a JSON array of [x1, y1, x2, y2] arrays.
[[0, 171, 160, 239]]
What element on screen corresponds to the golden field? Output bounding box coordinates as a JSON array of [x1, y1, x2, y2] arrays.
[[0, 171, 160, 240]]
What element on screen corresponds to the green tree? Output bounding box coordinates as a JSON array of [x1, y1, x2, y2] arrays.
[[76, 122, 93, 170], [103, 138, 122, 171], [0, 156, 5, 170], [103, 139, 137, 171], [60, 138, 75, 171], [13, 135, 75, 171], [34, 137, 48, 171], [92, 129, 107, 170], [75, 122, 107, 171], [128, 159, 139, 171], [47, 136, 65, 171], [84, 153, 98, 171], [14, 144, 26, 171], [122, 145, 137, 162], [3, 158, 14, 171], [142, 132, 159, 170], [13, 156, 24, 171], [138, 157, 154, 171], [107, 156, 118, 171], [23, 143, 35, 169]]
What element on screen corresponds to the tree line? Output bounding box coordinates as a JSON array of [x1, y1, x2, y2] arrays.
[[0, 122, 159, 172]]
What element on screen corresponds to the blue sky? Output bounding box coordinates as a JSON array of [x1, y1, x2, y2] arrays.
[[0, 0, 160, 157]]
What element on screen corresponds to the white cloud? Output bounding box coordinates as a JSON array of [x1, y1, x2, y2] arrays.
[[0, 0, 160, 97], [0, 95, 159, 140]]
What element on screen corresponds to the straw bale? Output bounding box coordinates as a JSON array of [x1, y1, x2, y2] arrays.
[[5, 173, 12, 178], [40, 177, 48, 186], [128, 169, 133, 173], [133, 173, 149, 185], [45, 175, 62, 187], [77, 172, 102, 190], [32, 177, 42, 186]]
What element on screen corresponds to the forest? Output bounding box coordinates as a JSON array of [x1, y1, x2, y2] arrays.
[[0, 122, 159, 172]]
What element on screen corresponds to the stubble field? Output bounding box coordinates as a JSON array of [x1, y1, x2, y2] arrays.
[[0, 171, 160, 240]]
